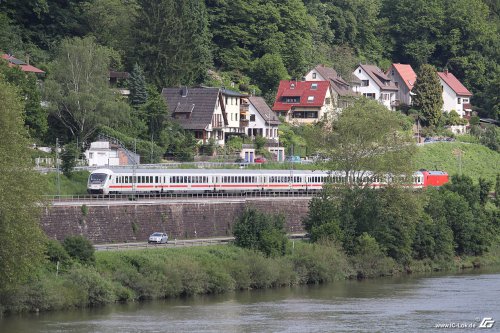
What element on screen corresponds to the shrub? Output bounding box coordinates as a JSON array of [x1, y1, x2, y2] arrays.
[[63, 235, 95, 265]]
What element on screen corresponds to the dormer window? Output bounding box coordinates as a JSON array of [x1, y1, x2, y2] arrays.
[[290, 83, 295, 89], [311, 83, 318, 90], [307, 96, 314, 102]]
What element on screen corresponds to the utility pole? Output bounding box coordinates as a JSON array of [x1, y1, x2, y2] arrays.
[[55, 138, 61, 196]]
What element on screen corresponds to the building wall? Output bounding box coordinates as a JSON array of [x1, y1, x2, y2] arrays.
[[224, 95, 241, 130], [39, 198, 310, 244], [439, 80, 470, 117], [247, 103, 279, 141], [387, 68, 411, 105], [353, 66, 395, 110]]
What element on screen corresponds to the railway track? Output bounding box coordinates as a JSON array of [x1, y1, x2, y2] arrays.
[[45, 191, 318, 204]]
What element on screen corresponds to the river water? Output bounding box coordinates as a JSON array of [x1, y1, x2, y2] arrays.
[[1, 269, 499, 333]]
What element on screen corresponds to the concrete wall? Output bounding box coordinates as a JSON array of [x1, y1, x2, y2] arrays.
[[40, 198, 310, 244]]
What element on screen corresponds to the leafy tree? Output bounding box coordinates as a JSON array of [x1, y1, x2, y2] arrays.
[[444, 110, 467, 126], [385, 0, 444, 65], [61, 143, 80, 177], [412, 64, 443, 127], [303, 188, 342, 242], [81, 0, 138, 56], [479, 125, 500, 152], [0, 59, 48, 141], [129, 63, 148, 108], [478, 177, 492, 205], [63, 235, 96, 266], [0, 78, 46, 292], [306, 98, 416, 186], [233, 207, 288, 257], [495, 174, 500, 208], [250, 53, 289, 95], [44, 36, 133, 143], [133, 0, 212, 88]]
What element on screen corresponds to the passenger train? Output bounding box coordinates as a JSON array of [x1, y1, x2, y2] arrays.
[[87, 168, 449, 195]]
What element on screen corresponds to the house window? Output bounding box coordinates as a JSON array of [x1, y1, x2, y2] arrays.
[[361, 80, 369, 87], [292, 111, 318, 119], [307, 96, 314, 102], [463, 98, 469, 103], [363, 93, 376, 99], [250, 114, 256, 121], [312, 73, 316, 79], [358, 69, 361, 73], [395, 82, 399, 87], [457, 98, 461, 104], [311, 83, 318, 90], [283, 97, 300, 103], [194, 131, 204, 139], [382, 93, 390, 101]]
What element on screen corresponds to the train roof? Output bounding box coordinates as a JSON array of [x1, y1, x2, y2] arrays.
[[92, 168, 332, 175]]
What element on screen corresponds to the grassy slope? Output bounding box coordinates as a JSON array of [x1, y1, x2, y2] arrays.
[[415, 142, 499, 183]]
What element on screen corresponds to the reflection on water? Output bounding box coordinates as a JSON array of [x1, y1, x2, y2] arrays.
[[1, 268, 500, 333]]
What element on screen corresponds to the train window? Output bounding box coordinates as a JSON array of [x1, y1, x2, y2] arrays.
[[125, 176, 128, 183]]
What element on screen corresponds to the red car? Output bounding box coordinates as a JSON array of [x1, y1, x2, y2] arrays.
[[254, 157, 267, 163]]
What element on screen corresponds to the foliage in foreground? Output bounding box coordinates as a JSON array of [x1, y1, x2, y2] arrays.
[[304, 174, 499, 270]]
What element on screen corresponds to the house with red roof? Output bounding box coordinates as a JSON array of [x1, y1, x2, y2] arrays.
[[386, 63, 417, 106], [1, 54, 45, 74], [353, 64, 399, 110], [272, 80, 334, 124], [437, 70, 472, 119], [304, 64, 358, 110]]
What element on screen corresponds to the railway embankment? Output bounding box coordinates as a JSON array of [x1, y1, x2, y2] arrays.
[[40, 197, 310, 244]]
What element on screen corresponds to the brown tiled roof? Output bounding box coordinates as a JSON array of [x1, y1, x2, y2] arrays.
[[359, 64, 398, 91], [314, 65, 357, 96], [248, 97, 280, 125], [161, 87, 221, 130]]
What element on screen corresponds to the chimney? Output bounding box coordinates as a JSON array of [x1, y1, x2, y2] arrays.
[[444, 68, 449, 76], [181, 86, 188, 97]]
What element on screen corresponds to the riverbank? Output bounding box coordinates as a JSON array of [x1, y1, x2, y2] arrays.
[[1, 239, 499, 315]]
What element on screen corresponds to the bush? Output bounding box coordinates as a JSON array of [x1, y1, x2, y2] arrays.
[[233, 208, 288, 257], [63, 235, 95, 265]]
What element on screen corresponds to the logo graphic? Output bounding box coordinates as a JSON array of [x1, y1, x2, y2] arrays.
[[478, 317, 495, 329]]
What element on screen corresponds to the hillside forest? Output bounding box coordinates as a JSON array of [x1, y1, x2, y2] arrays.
[[0, 0, 499, 157]]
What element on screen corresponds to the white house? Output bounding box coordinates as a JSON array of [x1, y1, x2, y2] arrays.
[[304, 64, 358, 111], [84, 141, 140, 166], [386, 63, 417, 106], [437, 70, 473, 118], [246, 96, 280, 143], [222, 88, 247, 138], [353, 64, 399, 110]]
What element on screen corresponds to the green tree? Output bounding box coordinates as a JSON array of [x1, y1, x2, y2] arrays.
[[133, 0, 212, 88], [63, 235, 96, 266], [303, 188, 342, 242], [0, 59, 48, 141], [233, 207, 288, 257], [0, 78, 46, 292], [385, 0, 444, 65], [81, 0, 138, 56], [306, 98, 416, 186], [412, 64, 443, 127], [129, 63, 148, 108], [250, 53, 289, 95], [44, 36, 133, 143]]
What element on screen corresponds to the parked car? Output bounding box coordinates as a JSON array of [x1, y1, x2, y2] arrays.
[[254, 157, 267, 163], [285, 155, 302, 163], [148, 232, 168, 244]]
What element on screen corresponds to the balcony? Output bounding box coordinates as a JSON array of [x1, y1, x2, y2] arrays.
[[240, 119, 249, 127]]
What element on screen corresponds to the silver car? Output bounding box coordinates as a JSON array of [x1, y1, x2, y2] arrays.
[[148, 232, 168, 244]]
